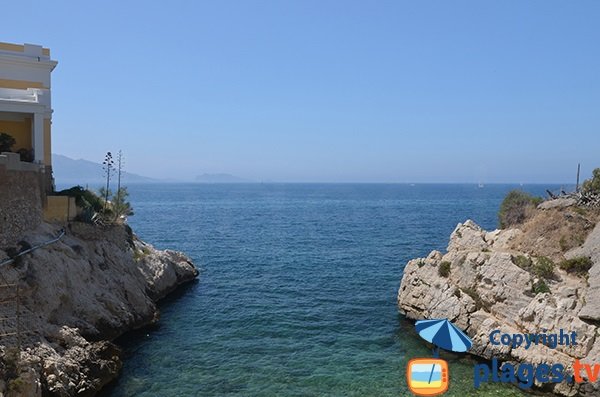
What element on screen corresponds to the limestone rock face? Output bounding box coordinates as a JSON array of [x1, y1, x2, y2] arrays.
[[538, 197, 578, 210], [0, 222, 199, 397], [568, 223, 600, 321], [19, 327, 122, 397], [135, 241, 199, 301], [447, 220, 490, 252], [398, 219, 600, 396]]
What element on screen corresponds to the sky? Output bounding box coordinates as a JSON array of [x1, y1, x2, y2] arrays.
[[2, 1, 599, 183]]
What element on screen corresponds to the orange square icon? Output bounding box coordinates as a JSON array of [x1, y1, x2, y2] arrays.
[[406, 358, 449, 396]]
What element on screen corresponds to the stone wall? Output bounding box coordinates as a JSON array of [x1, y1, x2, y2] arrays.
[[0, 153, 44, 248]]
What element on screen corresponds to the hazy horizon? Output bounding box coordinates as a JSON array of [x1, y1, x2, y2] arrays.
[[5, 1, 600, 183], [53, 152, 581, 186]]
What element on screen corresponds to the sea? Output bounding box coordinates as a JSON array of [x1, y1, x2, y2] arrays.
[[93, 183, 564, 397]]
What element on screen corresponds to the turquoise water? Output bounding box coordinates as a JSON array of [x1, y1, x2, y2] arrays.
[[99, 184, 557, 397]]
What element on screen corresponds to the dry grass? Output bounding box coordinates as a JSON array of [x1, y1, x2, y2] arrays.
[[509, 207, 599, 262]]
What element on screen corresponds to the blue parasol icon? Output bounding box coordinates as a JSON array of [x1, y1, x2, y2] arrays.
[[415, 318, 472, 353], [414, 318, 473, 385]]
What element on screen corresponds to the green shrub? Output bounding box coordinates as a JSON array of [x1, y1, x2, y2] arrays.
[[582, 168, 600, 194], [56, 186, 104, 212], [0, 132, 16, 153], [511, 255, 533, 270], [532, 280, 551, 294], [498, 190, 543, 229], [533, 256, 555, 279], [512, 255, 555, 279], [559, 256, 593, 276], [111, 187, 134, 220], [438, 261, 451, 277]]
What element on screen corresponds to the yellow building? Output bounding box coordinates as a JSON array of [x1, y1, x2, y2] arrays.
[[0, 41, 57, 174]]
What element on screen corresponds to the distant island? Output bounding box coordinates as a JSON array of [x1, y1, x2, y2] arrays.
[[52, 154, 158, 186], [53, 154, 250, 187]]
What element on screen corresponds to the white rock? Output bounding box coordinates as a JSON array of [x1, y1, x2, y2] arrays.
[[398, 219, 600, 396], [538, 198, 577, 210], [447, 220, 490, 252]]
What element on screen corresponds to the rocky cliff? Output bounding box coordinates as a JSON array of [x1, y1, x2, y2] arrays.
[[398, 202, 600, 396], [0, 221, 199, 397]]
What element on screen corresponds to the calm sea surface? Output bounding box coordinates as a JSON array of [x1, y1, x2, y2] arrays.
[[97, 183, 561, 397]]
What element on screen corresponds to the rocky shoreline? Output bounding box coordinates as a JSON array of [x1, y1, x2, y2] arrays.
[[0, 222, 199, 396], [398, 202, 600, 396]]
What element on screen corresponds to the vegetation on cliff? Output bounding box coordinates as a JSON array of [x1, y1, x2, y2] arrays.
[[56, 186, 133, 225], [54, 151, 134, 227], [498, 190, 543, 229], [582, 168, 600, 194], [399, 170, 600, 396], [499, 169, 600, 230]]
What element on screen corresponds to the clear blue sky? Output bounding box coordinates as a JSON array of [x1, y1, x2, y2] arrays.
[[3, 1, 599, 182]]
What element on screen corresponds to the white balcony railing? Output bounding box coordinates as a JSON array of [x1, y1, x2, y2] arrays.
[[0, 87, 49, 106]]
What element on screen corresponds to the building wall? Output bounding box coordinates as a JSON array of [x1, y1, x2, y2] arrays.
[[0, 43, 52, 89], [44, 118, 51, 166], [0, 42, 50, 56], [43, 196, 76, 223], [0, 163, 43, 248], [0, 118, 32, 152], [0, 42, 27, 53], [0, 78, 45, 90], [0, 42, 56, 168]]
